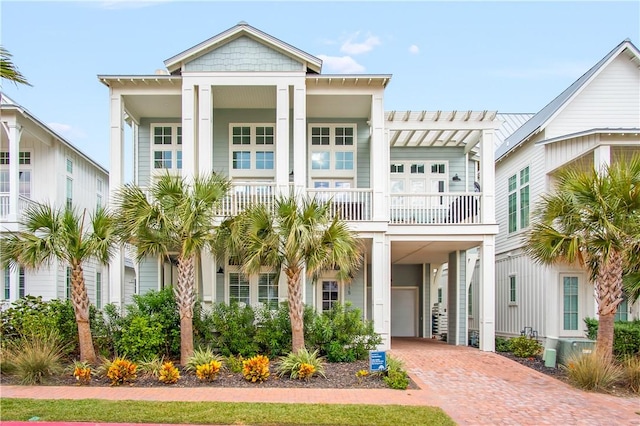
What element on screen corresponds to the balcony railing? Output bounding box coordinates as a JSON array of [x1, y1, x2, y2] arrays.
[[0, 194, 37, 221], [217, 182, 280, 217], [306, 188, 372, 221], [389, 192, 482, 225]]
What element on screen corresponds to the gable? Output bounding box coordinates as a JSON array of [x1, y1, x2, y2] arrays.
[[546, 53, 640, 137], [184, 35, 306, 73]]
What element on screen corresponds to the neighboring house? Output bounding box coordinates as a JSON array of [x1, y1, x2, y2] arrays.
[[0, 93, 114, 307], [491, 39, 640, 342], [100, 22, 500, 351]]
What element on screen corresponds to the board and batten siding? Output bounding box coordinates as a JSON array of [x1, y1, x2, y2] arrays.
[[494, 251, 548, 337], [546, 53, 640, 138], [494, 136, 546, 254]]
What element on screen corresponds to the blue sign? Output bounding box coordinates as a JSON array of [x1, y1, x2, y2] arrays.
[[369, 350, 387, 373]]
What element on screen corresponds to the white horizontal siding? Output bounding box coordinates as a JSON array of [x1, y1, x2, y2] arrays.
[[546, 54, 640, 137]]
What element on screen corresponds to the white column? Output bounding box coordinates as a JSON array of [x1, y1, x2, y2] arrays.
[[198, 85, 213, 175], [371, 233, 391, 349], [480, 129, 496, 223], [370, 90, 387, 221], [479, 235, 496, 351], [276, 84, 290, 193], [181, 83, 196, 179], [8, 123, 21, 221], [593, 145, 611, 174], [109, 92, 125, 309], [292, 84, 306, 194]]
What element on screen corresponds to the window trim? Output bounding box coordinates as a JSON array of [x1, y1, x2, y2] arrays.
[[228, 123, 277, 179], [307, 124, 357, 181], [560, 273, 584, 336], [508, 165, 530, 234], [225, 266, 280, 308], [508, 275, 517, 306], [316, 272, 344, 313], [150, 123, 183, 175]]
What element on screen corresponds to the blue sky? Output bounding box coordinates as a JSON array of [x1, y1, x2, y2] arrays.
[[1, 1, 639, 170]]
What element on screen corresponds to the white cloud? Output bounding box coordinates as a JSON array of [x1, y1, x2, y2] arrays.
[[317, 55, 365, 74], [492, 61, 591, 79], [340, 32, 381, 55], [47, 122, 87, 140], [409, 45, 420, 54]]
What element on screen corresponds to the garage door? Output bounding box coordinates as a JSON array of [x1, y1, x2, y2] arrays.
[[391, 287, 418, 337]]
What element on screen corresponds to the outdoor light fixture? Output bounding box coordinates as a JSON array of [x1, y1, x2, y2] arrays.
[[217, 266, 224, 274], [452, 174, 461, 182]]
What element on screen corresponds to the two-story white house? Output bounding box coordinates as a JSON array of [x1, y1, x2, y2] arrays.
[[0, 93, 116, 307], [100, 22, 499, 351], [492, 39, 640, 342]]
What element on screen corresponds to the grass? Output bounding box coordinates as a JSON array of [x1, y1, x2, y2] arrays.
[[0, 398, 455, 426]]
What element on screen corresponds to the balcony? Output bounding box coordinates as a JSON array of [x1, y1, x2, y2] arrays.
[[0, 194, 37, 222], [389, 192, 482, 225]]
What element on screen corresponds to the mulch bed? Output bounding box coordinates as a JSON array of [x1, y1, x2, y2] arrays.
[[1, 359, 420, 390]]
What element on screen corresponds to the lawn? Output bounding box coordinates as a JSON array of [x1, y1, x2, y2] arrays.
[[0, 398, 456, 426]]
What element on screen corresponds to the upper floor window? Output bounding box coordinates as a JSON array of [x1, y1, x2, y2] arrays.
[[508, 166, 529, 233], [309, 125, 356, 182], [1, 151, 31, 166], [151, 124, 182, 174], [66, 158, 73, 174], [229, 124, 276, 178], [66, 177, 73, 210], [96, 178, 104, 209]]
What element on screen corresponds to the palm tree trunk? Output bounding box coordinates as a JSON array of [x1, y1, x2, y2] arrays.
[[286, 267, 305, 352], [594, 250, 624, 358], [176, 253, 196, 365], [70, 261, 97, 363]]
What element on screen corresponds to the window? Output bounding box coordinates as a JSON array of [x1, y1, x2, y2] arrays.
[[66, 177, 73, 210], [19, 171, 31, 198], [229, 124, 275, 177], [258, 273, 278, 310], [18, 267, 25, 298], [96, 272, 102, 308], [0, 152, 31, 197], [96, 178, 104, 209], [19, 152, 31, 165], [389, 161, 448, 209], [66, 267, 72, 300], [229, 273, 250, 305], [308, 124, 356, 182], [437, 287, 443, 304], [321, 280, 339, 312], [0, 170, 8, 192], [508, 166, 530, 233], [3, 267, 9, 300], [151, 124, 182, 173], [563, 276, 579, 331], [509, 275, 517, 304], [66, 158, 73, 174], [468, 284, 473, 316], [615, 297, 628, 322], [0, 152, 9, 165]]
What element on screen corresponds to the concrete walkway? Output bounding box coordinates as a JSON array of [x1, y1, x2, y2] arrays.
[[1, 338, 639, 425]]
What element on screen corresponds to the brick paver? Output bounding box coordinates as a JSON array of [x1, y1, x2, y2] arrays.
[[1, 338, 639, 425]]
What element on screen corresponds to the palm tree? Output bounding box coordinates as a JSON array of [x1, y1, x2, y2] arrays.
[[0, 205, 115, 363], [215, 195, 363, 352], [1, 46, 31, 86], [113, 173, 231, 365], [525, 155, 640, 357]]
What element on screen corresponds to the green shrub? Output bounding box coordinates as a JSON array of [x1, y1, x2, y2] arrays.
[[208, 302, 259, 357], [115, 316, 164, 361], [277, 348, 326, 380], [185, 347, 223, 372], [384, 354, 409, 390], [509, 336, 542, 358], [253, 303, 296, 357], [563, 351, 623, 391], [3, 331, 65, 385], [306, 303, 381, 362], [225, 354, 244, 374], [495, 337, 511, 352], [583, 318, 640, 357], [622, 355, 640, 393]]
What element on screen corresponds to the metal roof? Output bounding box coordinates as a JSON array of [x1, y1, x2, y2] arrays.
[[494, 113, 535, 152], [495, 39, 640, 161]]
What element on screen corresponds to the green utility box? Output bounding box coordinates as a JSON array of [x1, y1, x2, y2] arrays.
[[556, 338, 596, 366]]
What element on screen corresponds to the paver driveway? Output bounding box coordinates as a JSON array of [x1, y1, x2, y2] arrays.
[[1, 338, 639, 425]]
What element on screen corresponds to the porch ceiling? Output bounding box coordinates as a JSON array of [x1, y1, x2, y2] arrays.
[[386, 110, 498, 152], [391, 240, 479, 265]]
